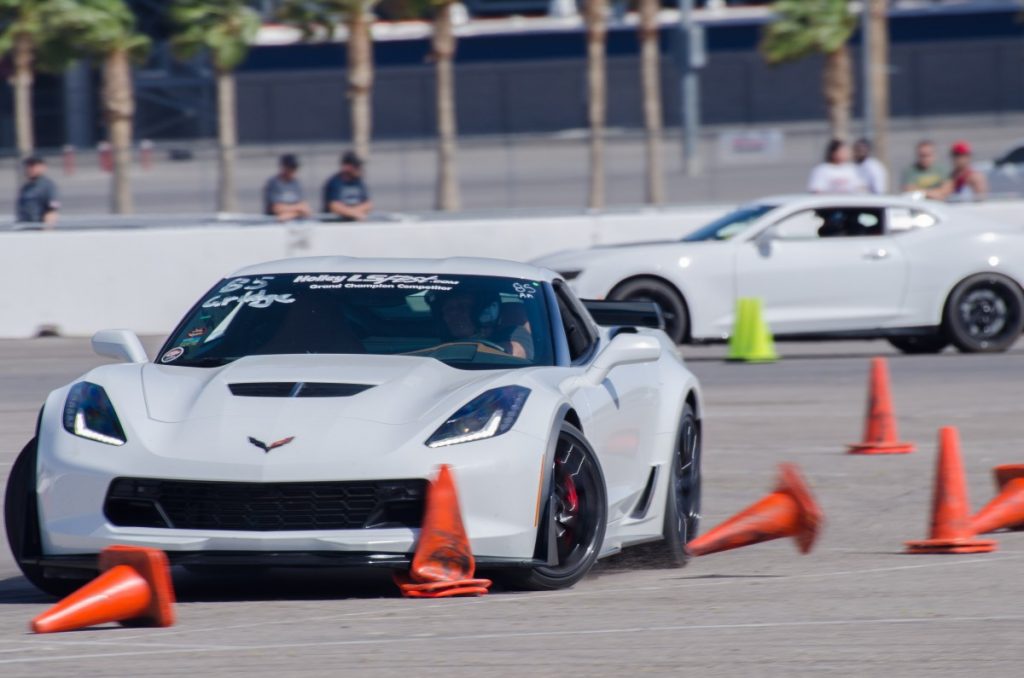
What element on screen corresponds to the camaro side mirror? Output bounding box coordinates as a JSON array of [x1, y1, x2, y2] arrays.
[[92, 329, 148, 364], [583, 333, 661, 386], [754, 227, 775, 257]]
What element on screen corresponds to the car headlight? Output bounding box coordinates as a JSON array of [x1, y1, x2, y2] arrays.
[[558, 270, 581, 281], [63, 382, 127, 446], [425, 386, 530, 448]]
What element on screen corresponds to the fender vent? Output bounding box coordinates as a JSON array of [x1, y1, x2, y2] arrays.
[[629, 466, 660, 519], [228, 382, 373, 398]]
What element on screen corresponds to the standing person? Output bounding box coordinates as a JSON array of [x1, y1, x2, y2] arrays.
[[263, 154, 312, 221], [16, 157, 59, 227], [853, 138, 888, 194], [807, 139, 866, 194], [927, 141, 987, 202], [322, 150, 373, 221], [900, 140, 947, 194]]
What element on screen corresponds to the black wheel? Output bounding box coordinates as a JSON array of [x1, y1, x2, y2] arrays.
[[4, 440, 88, 597], [887, 334, 949, 355], [944, 274, 1024, 353], [609, 278, 688, 345], [631, 403, 702, 568], [513, 423, 607, 591]]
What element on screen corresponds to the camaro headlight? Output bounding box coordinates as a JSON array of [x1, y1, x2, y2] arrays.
[[62, 382, 127, 446], [425, 386, 530, 448], [558, 270, 582, 281]]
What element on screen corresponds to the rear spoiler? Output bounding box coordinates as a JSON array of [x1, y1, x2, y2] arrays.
[[582, 299, 665, 330]]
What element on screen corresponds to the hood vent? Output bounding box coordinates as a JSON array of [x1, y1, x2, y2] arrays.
[[228, 382, 374, 398]]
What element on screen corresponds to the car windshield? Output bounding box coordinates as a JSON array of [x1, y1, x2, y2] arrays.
[[157, 273, 555, 370], [682, 204, 777, 242]]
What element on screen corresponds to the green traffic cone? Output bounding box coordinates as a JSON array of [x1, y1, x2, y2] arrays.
[[726, 298, 752, 361], [743, 298, 778, 363]]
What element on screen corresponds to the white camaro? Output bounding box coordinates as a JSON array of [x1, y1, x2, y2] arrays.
[[4, 257, 702, 595], [536, 195, 1024, 353]]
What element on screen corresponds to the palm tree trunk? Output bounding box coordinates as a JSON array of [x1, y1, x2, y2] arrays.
[[347, 9, 374, 162], [216, 69, 238, 213], [585, 0, 607, 210], [103, 49, 135, 214], [11, 32, 34, 160], [433, 3, 460, 212], [823, 44, 852, 141], [868, 0, 889, 168], [638, 0, 664, 205]]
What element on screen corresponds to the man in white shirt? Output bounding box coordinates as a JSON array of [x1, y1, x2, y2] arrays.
[[854, 138, 888, 194], [807, 140, 867, 194]]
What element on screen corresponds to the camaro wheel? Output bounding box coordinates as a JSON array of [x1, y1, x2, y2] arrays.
[[4, 440, 87, 597], [944, 274, 1024, 353], [609, 278, 688, 345], [515, 423, 607, 591], [886, 334, 949, 355]]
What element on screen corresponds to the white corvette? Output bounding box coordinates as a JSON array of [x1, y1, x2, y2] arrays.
[[4, 257, 702, 595], [535, 195, 1024, 353]]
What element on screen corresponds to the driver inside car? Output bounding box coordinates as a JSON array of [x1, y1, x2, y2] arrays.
[[436, 289, 531, 359]]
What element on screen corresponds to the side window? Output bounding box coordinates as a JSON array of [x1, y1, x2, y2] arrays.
[[553, 282, 597, 363], [774, 208, 885, 240], [998, 146, 1024, 166], [773, 210, 823, 240], [889, 208, 938, 233]]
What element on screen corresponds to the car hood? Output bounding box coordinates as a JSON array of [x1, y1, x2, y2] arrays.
[[139, 354, 496, 425]]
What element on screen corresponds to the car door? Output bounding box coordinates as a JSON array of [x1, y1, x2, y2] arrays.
[[552, 282, 659, 520], [734, 205, 910, 334]]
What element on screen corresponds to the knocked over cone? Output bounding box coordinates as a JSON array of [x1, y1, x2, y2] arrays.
[[970, 468, 1024, 534], [848, 357, 915, 455], [31, 545, 175, 634], [905, 427, 997, 554], [983, 465, 1024, 532], [394, 465, 492, 598], [687, 464, 823, 557]]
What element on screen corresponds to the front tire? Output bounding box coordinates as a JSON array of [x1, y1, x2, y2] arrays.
[[609, 278, 688, 345], [513, 423, 607, 591], [944, 274, 1024, 353], [887, 334, 949, 355], [4, 440, 88, 597]]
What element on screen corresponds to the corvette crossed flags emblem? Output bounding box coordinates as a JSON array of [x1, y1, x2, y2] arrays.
[[248, 436, 295, 453]]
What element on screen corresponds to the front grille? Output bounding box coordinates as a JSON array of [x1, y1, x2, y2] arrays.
[[228, 382, 374, 398], [104, 477, 426, 531]]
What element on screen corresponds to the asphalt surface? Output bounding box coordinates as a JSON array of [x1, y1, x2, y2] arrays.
[[1, 336, 1023, 676]]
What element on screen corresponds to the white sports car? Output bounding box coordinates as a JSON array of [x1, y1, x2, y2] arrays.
[[535, 195, 1024, 353], [5, 257, 702, 595]]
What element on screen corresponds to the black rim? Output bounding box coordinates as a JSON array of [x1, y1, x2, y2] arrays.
[[673, 417, 700, 544], [624, 291, 682, 340], [542, 433, 602, 575], [958, 284, 1016, 341]]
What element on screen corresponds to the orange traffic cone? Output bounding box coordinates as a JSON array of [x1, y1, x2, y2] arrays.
[[970, 465, 1024, 534], [394, 465, 492, 598], [687, 464, 824, 557], [848, 357, 915, 455], [905, 427, 997, 554], [31, 545, 175, 633]]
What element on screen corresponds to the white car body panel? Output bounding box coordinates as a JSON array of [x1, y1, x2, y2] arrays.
[[30, 257, 701, 567], [535, 195, 1024, 340]]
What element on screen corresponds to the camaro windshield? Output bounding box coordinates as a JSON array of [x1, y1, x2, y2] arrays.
[[158, 273, 555, 370], [682, 204, 776, 242]]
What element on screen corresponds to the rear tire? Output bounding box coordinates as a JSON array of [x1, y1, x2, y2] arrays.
[[609, 278, 688, 345], [4, 440, 89, 597], [944, 274, 1024, 353], [511, 423, 607, 591], [887, 334, 949, 355]]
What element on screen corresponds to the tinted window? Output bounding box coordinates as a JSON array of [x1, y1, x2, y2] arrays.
[[158, 273, 554, 370], [683, 204, 776, 242], [774, 208, 885, 240], [553, 282, 597, 362]]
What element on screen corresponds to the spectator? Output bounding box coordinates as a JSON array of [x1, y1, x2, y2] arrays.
[[927, 141, 987, 202], [900, 140, 947, 193], [263, 154, 312, 221], [807, 139, 866, 194], [322, 150, 372, 221], [853, 138, 888, 194], [16, 156, 59, 227]]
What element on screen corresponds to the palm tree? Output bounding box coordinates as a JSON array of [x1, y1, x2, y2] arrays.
[[637, 0, 664, 205], [761, 0, 857, 141], [45, 0, 149, 214], [584, 0, 608, 209], [170, 0, 261, 213], [278, 0, 379, 162], [432, 0, 459, 211]]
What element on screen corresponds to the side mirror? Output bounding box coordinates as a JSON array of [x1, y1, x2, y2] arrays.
[[583, 333, 661, 386], [753, 226, 775, 257], [92, 329, 148, 364]]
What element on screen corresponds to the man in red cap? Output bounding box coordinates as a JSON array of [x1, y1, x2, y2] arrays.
[[927, 141, 987, 201]]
